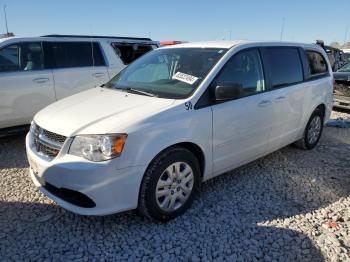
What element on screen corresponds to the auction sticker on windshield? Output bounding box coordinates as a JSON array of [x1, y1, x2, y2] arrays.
[[172, 72, 199, 85]]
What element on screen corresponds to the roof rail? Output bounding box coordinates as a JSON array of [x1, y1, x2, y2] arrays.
[[41, 34, 153, 41]]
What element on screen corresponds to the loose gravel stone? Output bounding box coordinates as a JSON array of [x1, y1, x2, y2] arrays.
[[0, 110, 349, 261]]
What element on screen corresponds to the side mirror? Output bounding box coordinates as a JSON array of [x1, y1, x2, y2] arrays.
[[214, 83, 242, 101]]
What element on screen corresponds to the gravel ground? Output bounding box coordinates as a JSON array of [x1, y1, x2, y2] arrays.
[[0, 110, 349, 262]]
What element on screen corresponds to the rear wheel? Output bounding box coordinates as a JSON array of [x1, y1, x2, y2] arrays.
[[138, 147, 201, 222], [294, 108, 324, 150]]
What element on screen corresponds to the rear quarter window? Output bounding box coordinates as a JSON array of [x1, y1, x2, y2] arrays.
[[306, 51, 328, 76]]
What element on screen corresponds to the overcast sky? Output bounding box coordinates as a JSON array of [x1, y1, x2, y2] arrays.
[[1, 0, 349, 45]]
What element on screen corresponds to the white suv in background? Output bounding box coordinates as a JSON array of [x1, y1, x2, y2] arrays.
[[0, 34, 159, 132], [26, 40, 333, 221]]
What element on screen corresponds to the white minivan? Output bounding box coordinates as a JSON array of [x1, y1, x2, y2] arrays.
[[0, 35, 158, 133], [26, 40, 333, 221]]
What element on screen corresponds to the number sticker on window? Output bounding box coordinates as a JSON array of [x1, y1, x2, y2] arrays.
[[172, 72, 199, 85]]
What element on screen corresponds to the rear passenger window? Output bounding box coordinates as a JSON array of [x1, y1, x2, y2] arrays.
[[264, 48, 303, 87], [111, 43, 155, 65], [51, 42, 105, 68], [306, 51, 327, 75], [215, 49, 265, 97]]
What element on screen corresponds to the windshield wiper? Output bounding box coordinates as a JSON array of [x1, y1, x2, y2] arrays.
[[101, 83, 113, 88], [124, 87, 158, 97]]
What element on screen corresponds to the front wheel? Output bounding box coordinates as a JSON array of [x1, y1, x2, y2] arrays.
[[138, 147, 201, 222], [294, 108, 324, 150]]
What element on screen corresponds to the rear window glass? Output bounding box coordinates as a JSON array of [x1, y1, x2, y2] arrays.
[[111, 43, 155, 65], [51, 42, 105, 68], [306, 51, 328, 75], [264, 47, 303, 87]]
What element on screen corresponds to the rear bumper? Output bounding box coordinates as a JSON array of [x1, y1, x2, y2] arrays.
[[26, 134, 147, 216]]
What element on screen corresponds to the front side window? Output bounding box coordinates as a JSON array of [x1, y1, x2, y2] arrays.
[[0, 44, 19, 72], [264, 47, 303, 87], [51, 42, 105, 69], [21, 43, 45, 71], [0, 42, 44, 72], [214, 49, 265, 97], [307, 51, 328, 75], [106, 48, 226, 99]]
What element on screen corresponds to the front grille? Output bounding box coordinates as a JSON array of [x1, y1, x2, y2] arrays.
[[31, 122, 67, 159], [42, 129, 66, 144], [35, 142, 60, 157]]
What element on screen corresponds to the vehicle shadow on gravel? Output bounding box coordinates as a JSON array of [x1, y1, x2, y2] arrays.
[[1, 128, 349, 261], [0, 134, 28, 169]]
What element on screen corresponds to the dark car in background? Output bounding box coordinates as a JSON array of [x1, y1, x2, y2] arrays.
[[343, 51, 350, 63], [316, 40, 346, 71], [333, 63, 350, 110]]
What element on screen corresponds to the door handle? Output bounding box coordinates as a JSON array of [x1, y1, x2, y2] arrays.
[[33, 77, 49, 84], [92, 73, 105, 78], [274, 96, 286, 102], [258, 100, 272, 107]]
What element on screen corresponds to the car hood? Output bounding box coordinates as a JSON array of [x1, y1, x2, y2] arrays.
[[34, 87, 175, 137]]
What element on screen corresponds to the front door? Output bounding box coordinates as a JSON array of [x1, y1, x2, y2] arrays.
[[211, 48, 273, 175]]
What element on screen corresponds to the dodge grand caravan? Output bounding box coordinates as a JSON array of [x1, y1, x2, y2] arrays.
[[0, 35, 158, 133], [26, 40, 333, 221]]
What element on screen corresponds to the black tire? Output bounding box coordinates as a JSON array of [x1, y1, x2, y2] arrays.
[[138, 147, 201, 222], [294, 108, 324, 150]]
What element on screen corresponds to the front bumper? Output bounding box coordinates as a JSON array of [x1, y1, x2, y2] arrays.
[[26, 134, 146, 215]]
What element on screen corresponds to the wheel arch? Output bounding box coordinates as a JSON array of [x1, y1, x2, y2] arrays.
[[144, 142, 206, 180], [174, 142, 205, 178], [316, 103, 325, 115]]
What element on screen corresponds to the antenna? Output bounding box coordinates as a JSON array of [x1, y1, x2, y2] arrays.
[[89, 25, 97, 88], [280, 17, 285, 41], [344, 26, 349, 45], [3, 5, 9, 34]]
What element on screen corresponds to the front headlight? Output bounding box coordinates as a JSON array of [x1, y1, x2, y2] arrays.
[[69, 134, 127, 162]]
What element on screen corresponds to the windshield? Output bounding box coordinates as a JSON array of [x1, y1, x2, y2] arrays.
[[105, 48, 227, 99], [337, 63, 350, 72]]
